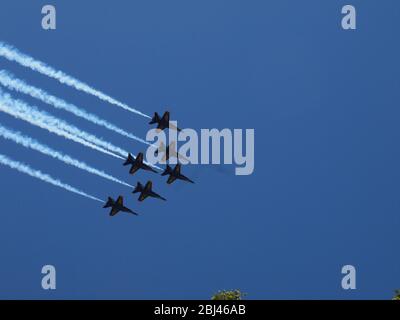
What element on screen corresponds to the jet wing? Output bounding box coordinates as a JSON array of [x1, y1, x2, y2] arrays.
[[143, 163, 157, 173], [138, 193, 149, 202], [144, 181, 152, 192], [122, 207, 139, 216], [162, 111, 170, 123], [129, 165, 140, 175], [182, 175, 194, 184], [136, 153, 143, 163], [117, 196, 123, 206], [110, 208, 119, 216], [167, 175, 177, 184], [174, 164, 181, 175]]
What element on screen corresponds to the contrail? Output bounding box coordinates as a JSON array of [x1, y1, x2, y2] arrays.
[[0, 91, 123, 160], [0, 153, 103, 202], [0, 88, 129, 159], [0, 70, 151, 146], [0, 41, 150, 118], [0, 123, 132, 188], [0, 90, 161, 169]]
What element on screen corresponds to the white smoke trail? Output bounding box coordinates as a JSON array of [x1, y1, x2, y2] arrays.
[[0, 41, 150, 118], [0, 123, 132, 188], [0, 88, 128, 158], [0, 94, 123, 160], [0, 70, 151, 146], [0, 153, 103, 202]]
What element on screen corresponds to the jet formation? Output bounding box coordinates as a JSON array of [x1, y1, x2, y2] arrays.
[[103, 111, 194, 217]]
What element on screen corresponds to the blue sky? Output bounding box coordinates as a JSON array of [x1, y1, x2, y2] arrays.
[[0, 1, 399, 299]]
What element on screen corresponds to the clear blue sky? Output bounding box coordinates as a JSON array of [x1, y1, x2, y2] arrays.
[[0, 1, 399, 299]]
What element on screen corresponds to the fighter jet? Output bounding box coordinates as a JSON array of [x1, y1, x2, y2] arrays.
[[103, 196, 138, 216], [132, 181, 166, 202], [155, 141, 189, 163], [123, 152, 158, 175], [161, 164, 194, 184], [149, 111, 181, 132]]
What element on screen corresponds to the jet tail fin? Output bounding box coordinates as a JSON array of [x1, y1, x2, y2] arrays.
[[136, 152, 144, 164], [161, 165, 173, 176], [132, 182, 144, 193], [149, 112, 161, 124], [123, 153, 135, 166], [103, 197, 114, 208]]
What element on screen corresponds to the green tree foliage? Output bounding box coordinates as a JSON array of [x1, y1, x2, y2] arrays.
[[393, 290, 400, 300], [211, 290, 245, 300]]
